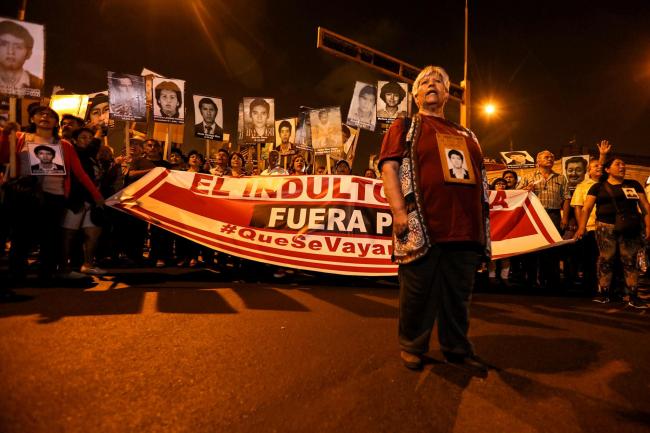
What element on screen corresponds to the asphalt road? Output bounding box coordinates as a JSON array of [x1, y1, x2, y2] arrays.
[[1, 268, 649, 433]]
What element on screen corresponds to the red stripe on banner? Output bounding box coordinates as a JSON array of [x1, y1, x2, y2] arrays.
[[117, 204, 394, 267], [490, 207, 537, 241], [117, 205, 397, 275], [524, 198, 555, 244], [131, 170, 170, 201], [147, 182, 393, 240]]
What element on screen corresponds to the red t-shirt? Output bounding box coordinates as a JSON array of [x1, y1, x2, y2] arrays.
[[379, 115, 484, 244]]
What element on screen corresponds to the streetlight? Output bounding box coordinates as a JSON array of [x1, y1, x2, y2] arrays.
[[484, 103, 496, 116]]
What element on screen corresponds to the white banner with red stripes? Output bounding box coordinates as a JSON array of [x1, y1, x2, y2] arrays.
[[488, 189, 568, 260], [106, 168, 566, 276]]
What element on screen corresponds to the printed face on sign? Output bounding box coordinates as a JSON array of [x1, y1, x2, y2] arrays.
[[562, 155, 589, 190], [0, 18, 45, 98], [622, 187, 639, 200], [193, 95, 223, 140], [28, 143, 66, 175], [437, 133, 475, 185]]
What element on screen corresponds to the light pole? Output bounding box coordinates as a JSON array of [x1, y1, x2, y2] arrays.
[[460, 0, 470, 128]]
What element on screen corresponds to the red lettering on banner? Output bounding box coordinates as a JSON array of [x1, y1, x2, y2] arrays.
[[325, 237, 341, 251], [332, 178, 351, 199], [490, 190, 508, 209], [351, 177, 372, 201], [373, 184, 388, 204], [372, 244, 386, 255], [291, 235, 306, 248], [342, 242, 354, 253], [190, 173, 214, 195], [307, 177, 328, 199], [308, 240, 322, 251], [239, 228, 256, 240], [275, 238, 288, 246], [242, 181, 254, 198], [254, 179, 278, 198], [281, 178, 303, 199], [258, 234, 272, 243]]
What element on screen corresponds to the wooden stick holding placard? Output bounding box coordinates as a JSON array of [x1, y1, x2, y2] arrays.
[[164, 124, 171, 161], [124, 122, 130, 157]]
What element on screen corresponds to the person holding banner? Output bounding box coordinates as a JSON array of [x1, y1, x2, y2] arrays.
[[517, 150, 570, 289], [575, 158, 650, 309], [380, 66, 489, 372]]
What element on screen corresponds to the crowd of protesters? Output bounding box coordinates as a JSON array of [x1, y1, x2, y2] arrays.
[[1, 106, 649, 309], [0, 106, 380, 299], [488, 143, 650, 309]]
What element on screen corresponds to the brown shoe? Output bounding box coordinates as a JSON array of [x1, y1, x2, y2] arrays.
[[400, 351, 423, 370]]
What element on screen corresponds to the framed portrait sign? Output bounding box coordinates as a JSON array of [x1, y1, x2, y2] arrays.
[[437, 133, 476, 185]]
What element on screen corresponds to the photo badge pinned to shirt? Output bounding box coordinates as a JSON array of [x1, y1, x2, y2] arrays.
[[622, 187, 639, 200], [436, 133, 476, 185]]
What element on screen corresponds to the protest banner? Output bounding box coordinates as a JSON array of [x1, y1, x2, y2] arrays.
[[0, 18, 44, 98], [108, 72, 147, 122], [152, 77, 185, 125], [489, 189, 568, 259], [107, 169, 568, 276]]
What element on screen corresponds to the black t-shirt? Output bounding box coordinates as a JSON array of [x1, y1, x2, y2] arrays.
[[587, 179, 644, 224]]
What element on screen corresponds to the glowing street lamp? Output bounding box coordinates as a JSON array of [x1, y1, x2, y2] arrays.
[[483, 103, 496, 116]]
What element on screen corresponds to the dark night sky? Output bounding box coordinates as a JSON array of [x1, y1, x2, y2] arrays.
[[2, 0, 650, 159]]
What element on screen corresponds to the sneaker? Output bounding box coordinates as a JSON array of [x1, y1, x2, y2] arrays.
[[273, 269, 287, 278], [627, 297, 648, 309], [592, 295, 610, 304], [80, 265, 107, 276], [400, 351, 423, 370], [155, 259, 166, 268]]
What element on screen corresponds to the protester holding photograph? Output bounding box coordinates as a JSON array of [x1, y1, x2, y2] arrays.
[[1, 106, 103, 283]]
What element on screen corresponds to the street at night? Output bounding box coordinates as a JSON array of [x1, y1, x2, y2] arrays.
[[1, 269, 649, 432], [2, 0, 650, 431]]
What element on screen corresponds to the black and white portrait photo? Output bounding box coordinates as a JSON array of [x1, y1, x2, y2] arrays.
[[347, 81, 376, 131], [500, 150, 535, 168], [108, 72, 146, 122], [0, 18, 44, 98], [275, 117, 297, 156], [28, 143, 66, 175], [152, 77, 185, 125], [243, 97, 275, 143], [376, 80, 409, 121], [310, 107, 342, 154], [438, 134, 476, 185], [193, 95, 223, 140]]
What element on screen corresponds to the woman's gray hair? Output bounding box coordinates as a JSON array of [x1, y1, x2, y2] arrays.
[[411, 66, 450, 101]]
